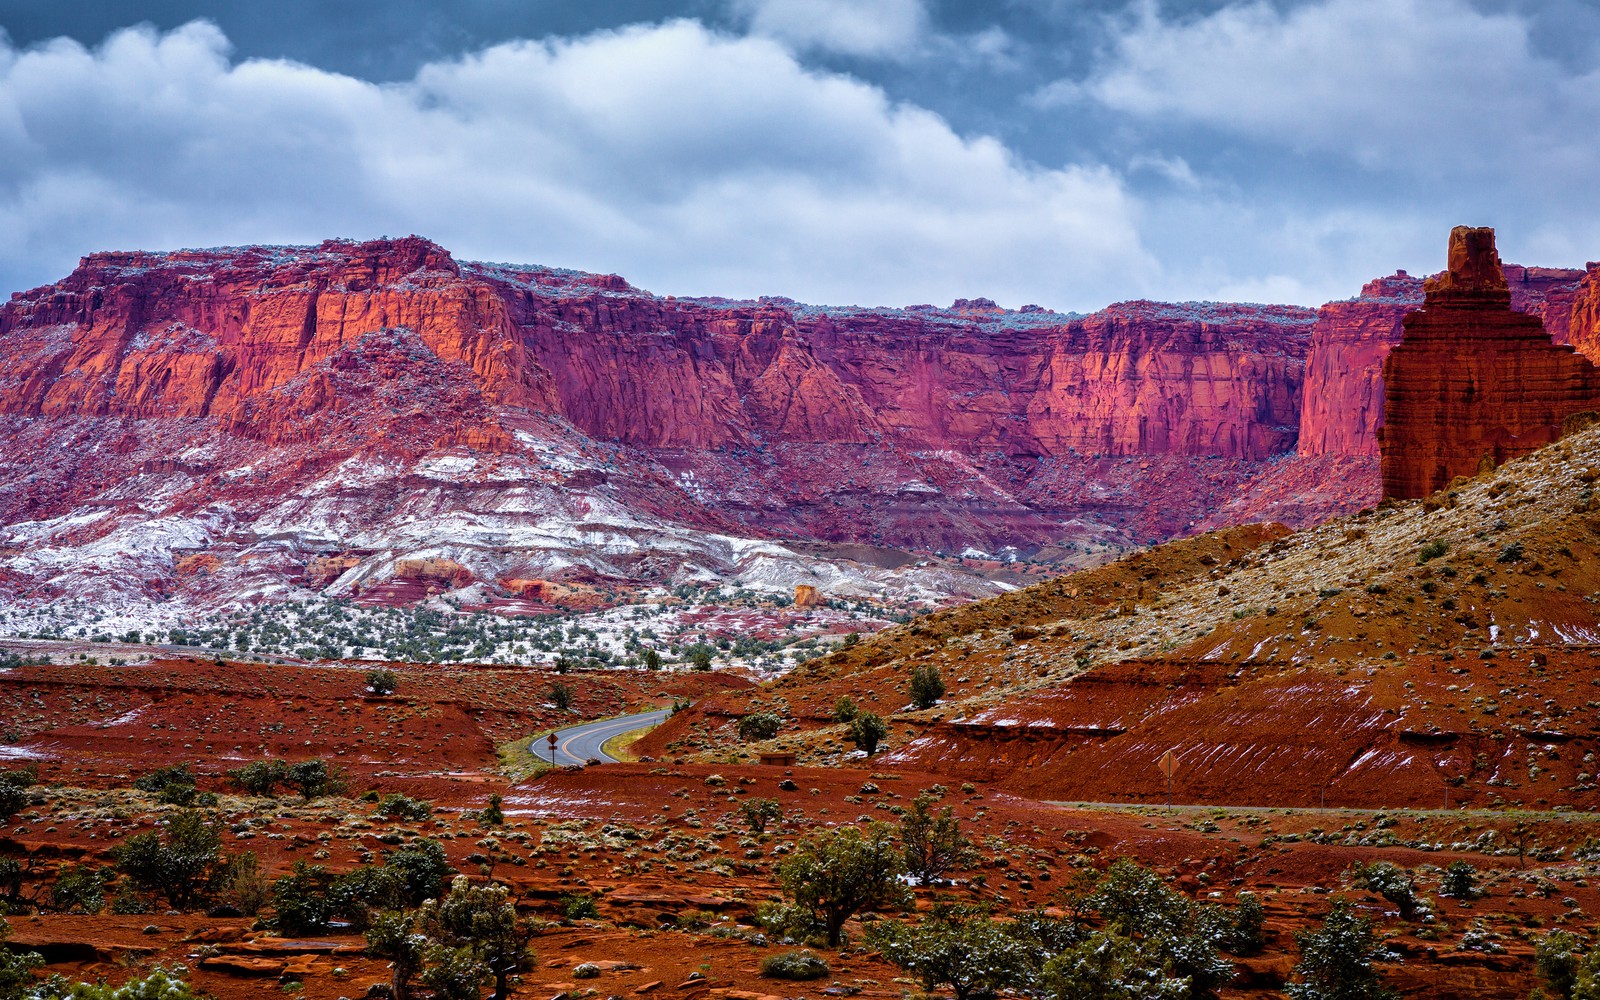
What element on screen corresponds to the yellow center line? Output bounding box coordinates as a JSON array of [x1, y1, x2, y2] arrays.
[[555, 712, 661, 763]]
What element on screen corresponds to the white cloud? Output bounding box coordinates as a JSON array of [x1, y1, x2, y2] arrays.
[[727, 0, 929, 60], [0, 18, 1155, 310], [1072, 0, 1600, 177]]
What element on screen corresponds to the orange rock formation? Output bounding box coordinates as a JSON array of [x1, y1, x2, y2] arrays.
[[1380, 227, 1600, 498], [793, 584, 822, 607]]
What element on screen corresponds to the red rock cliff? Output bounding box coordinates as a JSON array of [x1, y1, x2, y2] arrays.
[[1379, 227, 1600, 499]]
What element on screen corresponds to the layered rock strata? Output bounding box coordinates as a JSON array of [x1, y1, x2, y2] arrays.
[[1380, 228, 1600, 499]]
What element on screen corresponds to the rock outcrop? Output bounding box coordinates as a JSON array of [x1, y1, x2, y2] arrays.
[[1380, 227, 1600, 499]]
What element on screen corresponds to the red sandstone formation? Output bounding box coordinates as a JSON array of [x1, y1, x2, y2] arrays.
[[1380, 227, 1600, 498], [793, 584, 822, 608]]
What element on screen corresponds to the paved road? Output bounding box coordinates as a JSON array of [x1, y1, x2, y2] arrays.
[[532, 708, 672, 766]]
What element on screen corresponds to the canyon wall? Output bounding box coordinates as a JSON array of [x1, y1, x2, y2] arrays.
[[1380, 228, 1600, 499]]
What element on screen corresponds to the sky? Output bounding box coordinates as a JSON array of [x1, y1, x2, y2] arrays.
[[1, 0, 1598, 311]]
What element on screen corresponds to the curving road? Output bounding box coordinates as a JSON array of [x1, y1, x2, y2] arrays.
[[532, 707, 671, 766]]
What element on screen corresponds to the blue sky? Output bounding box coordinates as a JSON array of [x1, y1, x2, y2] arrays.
[[1, 0, 1597, 311]]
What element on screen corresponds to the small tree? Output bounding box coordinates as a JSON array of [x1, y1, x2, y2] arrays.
[[420, 876, 535, 1000], [0, 783, 26, 823], [851, 712, 890, 755], [739, 712, 782, 741], [1533, 928, 1600, 1000], [909, 664, 946, 709], [777, 823, 910, 946], [1287, 900, 1395, 1000], [1440, 861, 1479, 900], [691, 649, 713, 671], [367, 909, 428, 1000], [112, 810, 228, 911], [643, 648, 662, 671], [1349, 861, 1421, 921], [1040, 930, 1186, 1000], [739, 797, 782, 834], [0, 919, 44, 998], [386, 839, 454, 906], [47, 864, 113, 914], [869, 910, 1023, 1000], [367, 667, 399, 696], [833, 696, 858, 722], [228, 759, 289, 796], [901, 791, 974, 884], [420, 944, 489, 1000], [549, 683, 574, 711], [287, 759, 340, 801], [480, 793, 504, 826]]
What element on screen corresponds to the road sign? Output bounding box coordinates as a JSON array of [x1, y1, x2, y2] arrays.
[[1158, 749, 1179, 778], [547, 732, 559, 762], [1158, 749, 1179, 809]]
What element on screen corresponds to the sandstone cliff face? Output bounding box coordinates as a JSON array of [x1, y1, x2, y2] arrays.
[[1297, 265, 1587, 459], [1380, 228, 1600, 499]]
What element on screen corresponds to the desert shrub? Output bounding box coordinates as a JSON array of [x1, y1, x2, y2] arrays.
[[419, 876, 534, 1000], [133, 763, 197, 805], [691, 649, 713, 671], [375, 793, 433, 821], [1040, 930, 1185, 1000], [777, 822, 909, 946], [869, 909, 1021, 1000], [366, 909, 427, 1000], [28, 963, 200, 1000], [755, 900, 825, 944], [480, 793, 504, 827], [111, 810, 227, 911], [760, 950, 831, 981], [559, 891, 600, 920], [227, 759, 289, 797], [738, 712, 782, 742], [0, 783, 27, 824], [1350, 862, 1422, 920], [272, 862, 337, 935], [1417, 539, 1448, 563], [1535, 929, 1593, 1000], [218, 850, 270, 917], [549, 682, 574, 711], [1224, 892, 1266, 956], [739, 797, 782, 834], [833, 696, 858, 722], [571, 962, 601, 979], [901, 791, 974, 884], [909, 664, 946, 709], [386, 839, 453, 906], [0, 920, 44, 998], [1086, 860, 1235, 999], [1498, 542, 1525, 563], [1287, 900, 1394, 1000], [327, 864, 407, 928], [1440, 861, 1479, 900], [366, 667, 399, 696], [420, 945, 489, 1000], [850, 712, 889, 755], [287, 759, 342, 801], [0, 859, 22, 914], [47, 864, 112, 915]]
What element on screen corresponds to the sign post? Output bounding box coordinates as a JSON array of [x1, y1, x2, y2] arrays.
[[1158, 749, 1179, 811], [546, 732, 559, 764]]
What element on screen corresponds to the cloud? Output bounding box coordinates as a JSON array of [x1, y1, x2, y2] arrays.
[[727, 0, 929, 60], [0, 18, 1155, 310], [1072, 0, 1600, 178]]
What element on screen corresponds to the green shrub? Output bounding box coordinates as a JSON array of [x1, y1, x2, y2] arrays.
[[833, 696, 858, 722], [366, 667, 399, 696], [1417, 539, 1448, 563], [549, 683, 574, 711], [738, 712, 782, 742], [0, 919, 43, 997], [386, 839, 453, 906], [111, 810, 227, 911], [909, 664, 946, 709], [1350, 861, 1422, 921], [1287, 900, 1394, 1000], [133, 763, 197, 805], [1440, 861, 1479, 900], [777, 823, 909, 946], [900, 792, 974, 884], [571, 963, 601, 979], [375, 793, 433, 821], [227, 759, 289, 797], [760, 950, 830, 981], [559, 891, 600, 920], [47, 864, 112, 915], [739, 797, 782, 834], [0, 783, 27, 823], [1225, 892, 1266, 956], [850, 712, 889, 755], [868, 910, 1022, 1000], [420, 944, 489, 1000]]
